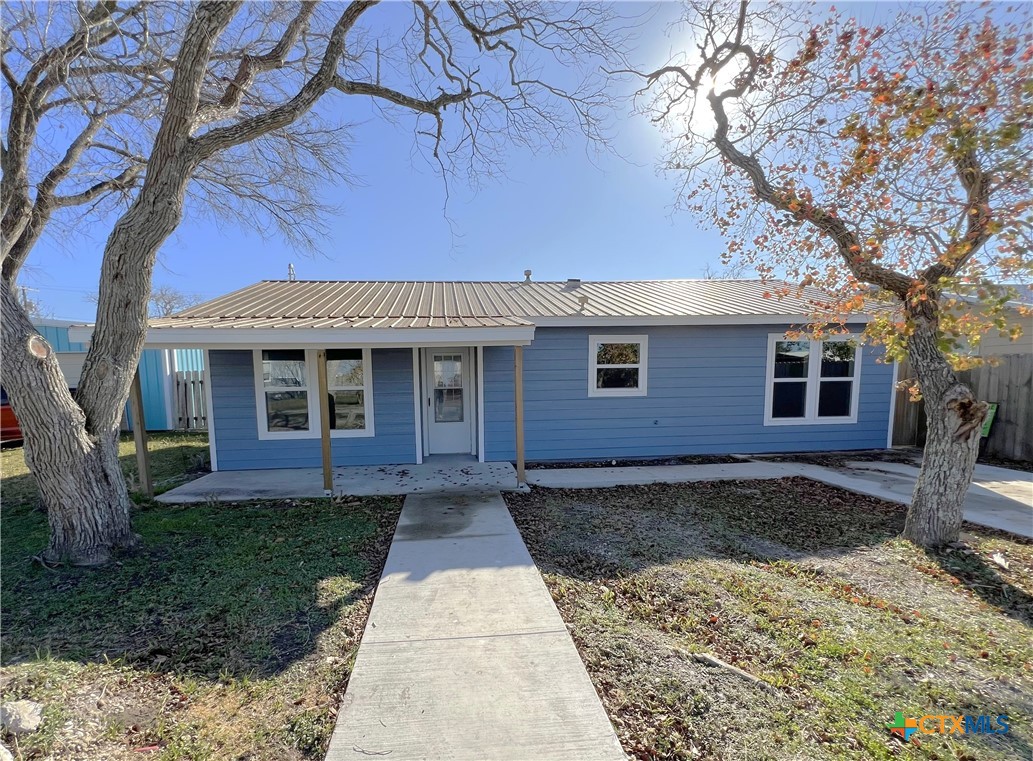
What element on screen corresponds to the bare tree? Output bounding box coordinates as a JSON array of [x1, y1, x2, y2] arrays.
[[632, 1, 1031, 546], [150, 286, 203, 317], [1, 1, 626, 564]]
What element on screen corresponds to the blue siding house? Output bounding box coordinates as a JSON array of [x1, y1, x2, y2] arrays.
[[36, 319, 204, 431], [101, 280, 897, 473]]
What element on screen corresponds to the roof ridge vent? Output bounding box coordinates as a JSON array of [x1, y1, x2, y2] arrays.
[[565, 278, 581, 288]]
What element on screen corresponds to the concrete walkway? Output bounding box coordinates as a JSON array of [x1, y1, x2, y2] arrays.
[[326, 491, 625, 761], [528, 460, 1033, 539]]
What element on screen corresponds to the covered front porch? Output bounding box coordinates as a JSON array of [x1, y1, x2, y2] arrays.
[[155, 459, 521, 503]]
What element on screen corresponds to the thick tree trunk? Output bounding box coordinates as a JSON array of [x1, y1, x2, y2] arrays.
[[1, 281, 137, 565], [0, 2, 237, 566], [902, 305, 987, 547]]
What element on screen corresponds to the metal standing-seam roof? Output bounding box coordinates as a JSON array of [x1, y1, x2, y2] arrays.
[[151, 279, 847, 330]]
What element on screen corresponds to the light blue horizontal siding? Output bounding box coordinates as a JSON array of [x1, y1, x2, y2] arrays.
[[484, 325, 894, 461], [210, 348, 416, 470]]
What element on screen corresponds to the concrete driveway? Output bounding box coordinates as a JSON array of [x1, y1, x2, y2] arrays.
[[827, 460, 1033, 538]]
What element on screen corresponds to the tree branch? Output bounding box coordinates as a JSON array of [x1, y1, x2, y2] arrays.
[[192, 2, 317, 130], [191, 1, 378, 160]]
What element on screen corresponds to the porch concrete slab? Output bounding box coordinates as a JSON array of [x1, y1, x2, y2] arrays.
[[333, 461, 518, 496], [155, 467, 327, 503], [326, 491, 625, 761], [155, 462, 518, 503]]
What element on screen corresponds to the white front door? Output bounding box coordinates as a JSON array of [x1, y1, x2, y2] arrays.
[[424, 348, 474, 455]]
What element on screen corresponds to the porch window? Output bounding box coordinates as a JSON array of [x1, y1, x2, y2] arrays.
[[325, 348, 373, 434], [588, 335, 648, 397], [764, 335, 860, 425], [253, 348, 374, 439], [259, 349, 310, 434]]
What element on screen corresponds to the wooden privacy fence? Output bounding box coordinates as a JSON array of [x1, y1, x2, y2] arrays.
[[174, 370, 207, 430], [893, 353, 1033, 462]]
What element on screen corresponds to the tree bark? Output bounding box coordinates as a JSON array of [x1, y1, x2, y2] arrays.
[[0, 1, 237, 565], [902, 303, 987, 547], [0, 281, 137, 565]]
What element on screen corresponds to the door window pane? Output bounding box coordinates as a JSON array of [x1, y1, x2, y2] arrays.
[[262, 349, 306, 387], [773, 341, 809, 378], [327, 349, 363, 386], [818, 381, 852, 417], [265, 390, 309, 431], [821, 342, 856, 378], [330, 390, 365, 430], [596, 368, 640, 389], [434, 355, 463, 389], [434, 388, 464, 422], [771, 382, 807, 418], [597, 342, 640, 365]]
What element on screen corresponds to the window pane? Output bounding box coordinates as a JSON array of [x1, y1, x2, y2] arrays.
[[597, 342, 639, 365], [265, 390, 308, 431], [330, 390, 365, 430], [771, 381, 807, 418], [327, 349, 364, 387], [434, 388, 463, 422], [434, 355, 463, 389], [596, 368, 639, 389], [821, 342, 856, 378], [774, 341, 810, 378], [818, 381, 852, 417], [262, 349, 306, 388]]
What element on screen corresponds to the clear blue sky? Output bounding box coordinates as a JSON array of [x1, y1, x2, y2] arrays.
[[23, 3, 730, 321]]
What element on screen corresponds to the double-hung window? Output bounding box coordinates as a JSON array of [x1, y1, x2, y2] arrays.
[[259, 349, 311, 436], [589, 335, 648, 397], [254, 348, 374, 439], [325, 349, 372, 433], [764, 335, 860, 424]]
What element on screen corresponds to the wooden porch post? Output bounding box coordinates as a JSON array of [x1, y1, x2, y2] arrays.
[[128, 368, 153, 497], [514, 345, 526, 484], [316, 349, 333, 495]]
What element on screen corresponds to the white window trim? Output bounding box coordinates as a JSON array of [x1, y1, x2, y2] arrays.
[[588, 334, 648, 397], [763, 334, 861, 426], [253, 348, 374, 440]]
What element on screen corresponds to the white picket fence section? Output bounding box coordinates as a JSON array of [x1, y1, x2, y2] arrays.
[[174, 370, 207, 430]]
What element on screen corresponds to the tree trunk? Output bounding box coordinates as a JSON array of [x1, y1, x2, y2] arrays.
[[902, 305, 987, 547], [1, 281, 138, 565]]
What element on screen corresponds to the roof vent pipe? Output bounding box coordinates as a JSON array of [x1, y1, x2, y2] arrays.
[[523, 269, 532, 283], [566, 278, 581, 288]]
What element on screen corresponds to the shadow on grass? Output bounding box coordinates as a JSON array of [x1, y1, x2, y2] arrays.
[[1, 497, 400, 679], [925, 537, 1033, 627]]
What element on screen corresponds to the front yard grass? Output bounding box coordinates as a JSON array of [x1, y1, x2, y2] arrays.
[[1, 434, 401, 760], [507, 478, 1033, 761]]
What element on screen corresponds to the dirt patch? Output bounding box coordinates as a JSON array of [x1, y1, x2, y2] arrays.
[[506, 480, 1033, 760]]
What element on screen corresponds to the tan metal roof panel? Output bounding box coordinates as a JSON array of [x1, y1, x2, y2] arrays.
[[156, 279, 845, 329]]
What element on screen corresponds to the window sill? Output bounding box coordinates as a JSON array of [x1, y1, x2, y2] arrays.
[[763, 416, 858, 426]]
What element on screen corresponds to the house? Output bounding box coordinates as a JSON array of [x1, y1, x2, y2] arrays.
[[75, 279, 896, 473], [35, 319, 205, 431]]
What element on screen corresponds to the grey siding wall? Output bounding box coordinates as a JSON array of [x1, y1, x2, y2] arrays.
[[484, 325, 893, 461], [210, 348, 416, 470]]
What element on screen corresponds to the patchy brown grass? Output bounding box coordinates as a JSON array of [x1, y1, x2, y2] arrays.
[[1, 436, 400, 760], [506, 478, 1033, 761]]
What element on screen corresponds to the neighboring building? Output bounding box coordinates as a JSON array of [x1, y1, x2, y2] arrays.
[[947, 286, 1033, 357], [71, 280, 897, 471], [34, 319, 204, 431]]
